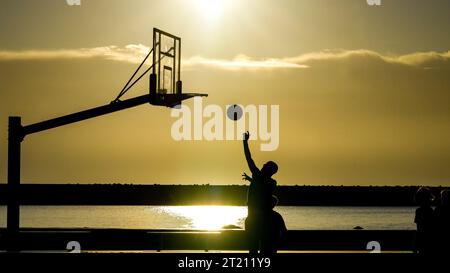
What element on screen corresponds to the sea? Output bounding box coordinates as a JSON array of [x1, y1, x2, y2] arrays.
[[0, 206, 416, 230]]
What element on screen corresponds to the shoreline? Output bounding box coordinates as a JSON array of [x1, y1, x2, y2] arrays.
[[0, 184, 448, 206]]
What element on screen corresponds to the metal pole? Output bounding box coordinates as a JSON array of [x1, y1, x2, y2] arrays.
[[23, 94, 150, 136], [7, 116, 22, 237]]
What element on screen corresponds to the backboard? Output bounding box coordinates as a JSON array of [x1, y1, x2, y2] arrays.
[[149, 28, 207, 107], [152, 28, 181, 96]]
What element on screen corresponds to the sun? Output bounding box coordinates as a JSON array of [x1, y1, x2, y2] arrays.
[[162, 206, 247, 230], [195, 0, 227, 22]]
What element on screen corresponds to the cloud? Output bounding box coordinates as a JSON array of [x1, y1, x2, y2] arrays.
[[287, 49, 450, 68], [0, 45, 307, 69], [183, 54, 308, 70], [395, 51, 450, 66], [0, 45, 449, 70], [0, 44, 150, 64]]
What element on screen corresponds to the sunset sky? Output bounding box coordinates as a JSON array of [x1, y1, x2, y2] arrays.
[[0, 0, 449, 186]]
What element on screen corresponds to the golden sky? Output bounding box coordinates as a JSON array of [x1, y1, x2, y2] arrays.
[[0, 0, 449, 185]]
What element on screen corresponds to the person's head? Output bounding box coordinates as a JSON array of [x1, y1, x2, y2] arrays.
[[415, 187, 435, 206], [440, 190, 450, 206], [261, 161, 278, 177], [271, 195, 279, 209]]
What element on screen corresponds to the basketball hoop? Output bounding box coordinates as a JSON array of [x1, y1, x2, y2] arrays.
[[149, 28, 207, 107]]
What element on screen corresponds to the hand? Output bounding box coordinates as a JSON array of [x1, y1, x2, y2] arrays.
[[243, 131, 250, 141], [242, 172, 252, 182]]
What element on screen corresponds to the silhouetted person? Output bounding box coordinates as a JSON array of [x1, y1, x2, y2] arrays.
[[242, 131, 278, 254], [414, 187, 436, 254], [259, 195, 288, 254], [435, 190, 450, 254]]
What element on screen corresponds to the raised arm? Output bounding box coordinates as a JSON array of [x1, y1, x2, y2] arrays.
[[243, 131, 259, 174]]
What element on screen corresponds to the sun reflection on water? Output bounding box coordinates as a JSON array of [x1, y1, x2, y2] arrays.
[[160, 206, 247, 230]]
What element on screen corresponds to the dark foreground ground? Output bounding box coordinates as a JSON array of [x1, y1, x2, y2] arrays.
[[0, 228, 441, 273], [0, 229, 447, 273], [0, 252, 434, 273], [0, 228, 415, 252]]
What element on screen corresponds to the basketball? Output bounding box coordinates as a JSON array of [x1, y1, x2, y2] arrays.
[[227, 104, 243, 121]]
